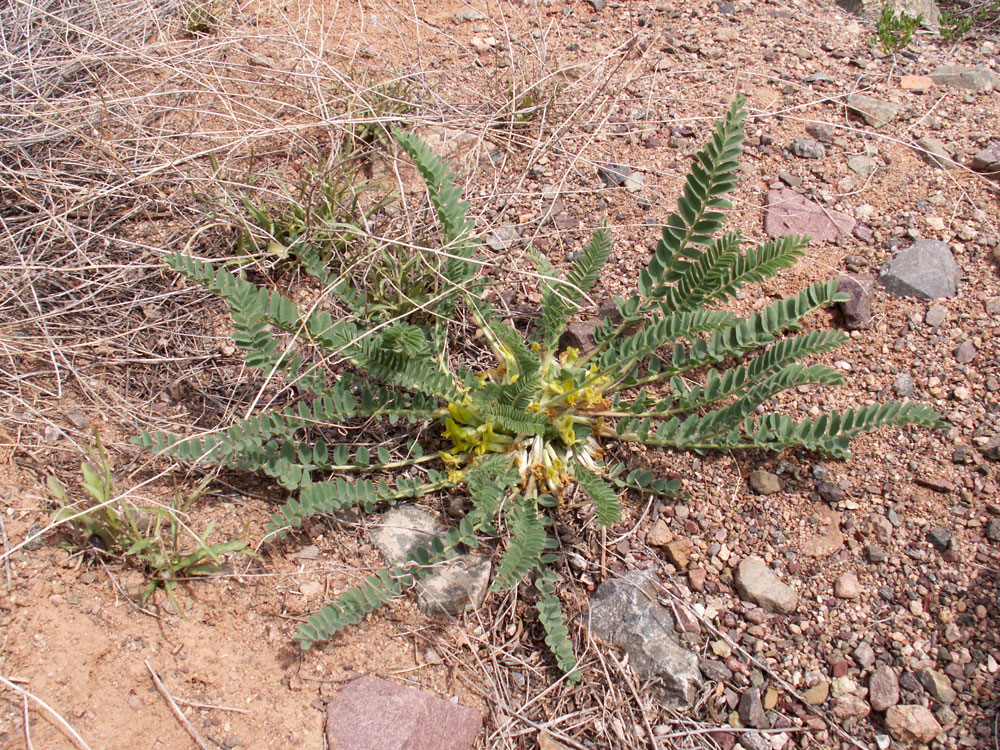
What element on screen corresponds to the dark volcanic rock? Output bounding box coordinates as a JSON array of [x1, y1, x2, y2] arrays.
[[836, 274, 875, 329], [877, 240, 961, 300]]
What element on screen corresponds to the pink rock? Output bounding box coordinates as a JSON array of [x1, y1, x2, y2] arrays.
[[326, 675, 482, 750], [885, 704, 943, 743], [764, 189, 855, 241], [834, 572, 861, 599]]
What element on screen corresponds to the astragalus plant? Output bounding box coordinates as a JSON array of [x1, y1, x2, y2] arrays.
[[137, 96, 941, 679]]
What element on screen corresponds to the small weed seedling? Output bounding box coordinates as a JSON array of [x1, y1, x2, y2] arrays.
[[939, 0, 1000, 41], [874, 2, 923, 52], [49, 436, 251, 607], [139, 96, 943, 680]]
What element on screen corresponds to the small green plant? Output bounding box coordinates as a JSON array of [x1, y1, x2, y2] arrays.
[[182, 0, 223, 35], [236, 147, 387, 280], [49, 435, 251, 607], [873, 3, 923, 53], [939, 0, 1000, 41], [347, 77, 416, 151], [137, 96, 942, 680]]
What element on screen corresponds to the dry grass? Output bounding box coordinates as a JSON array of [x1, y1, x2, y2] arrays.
[[0, 1, 867, 747]]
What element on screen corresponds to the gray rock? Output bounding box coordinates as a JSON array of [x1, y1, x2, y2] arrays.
[[893, 373, 914, 397], [925, 304, 948, 327], [584, 0, 605, 9], [817, 480, 846, 504], [699, 658, 733, 682], [877, 240, 961, 300], [836, 274, 875, 329], [985, 518, 1000, 541], [326, 675, 482, 750], [453, 8, 488, 23], [983, 436, 1000, 461], [737, 730, 771, 750], [735, 556, 798, 614], [738, 688, 768, 728], [866, 544, 888, 564], [853, 641, 876, 669], [597, 163, 632, 187], [748, 469, 782, 495], [917, 668, 956, 704], [847, 155, 878, 177], [927, 527, 952, 551], [955, 340, 977, 363], [764, 189, 855, 241], [486, 225, 521, 252], [847, 94, 899, 129], [587, 570, 703, 709], [792, 137, 826, 158], [869, 665, 900, 712], [971, 142, 1000, 175], [806, 123, 835, 143], [915, 137, 958, 170], [371, 507, 491, 617], [930, 65, 999, 92]]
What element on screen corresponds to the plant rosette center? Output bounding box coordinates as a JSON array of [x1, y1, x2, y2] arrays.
[[442, 346, 608, 494]]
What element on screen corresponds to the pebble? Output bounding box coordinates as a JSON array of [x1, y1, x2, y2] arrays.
[[925, 304, 948, 328], [852, 641, 876, 669], [917, 668, 957, 704], [866, 545, 887, 564], [955, 340, 977, 363], [802, 681, 829, 705], [738, 688, 768, 728], [817, 481, 846, 504], [735, 557, 798, 614], [748, 470, 782, 495], [791, 137, 825, 158], [927, 527, 952, 552], [847, 94, 899, 129], [834, 572, 860, 599], [892, 373, 914, 397], [869, 666, 900, 712]]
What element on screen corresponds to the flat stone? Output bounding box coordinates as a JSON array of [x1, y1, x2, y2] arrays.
[[764, 189, 855, 241], [801, 506, 844, 558], [847, 155, 877, 177], [834, 571, 861, 599], [869, 666, 900, 711], [877, 239, 961, 300], [665, 539, 694, 569], [805, 123, 835, 142], [833, 694, 871, 719], [453, 8, 488, 23], [915, 137, 958, 170], [792, 137, 825, 158], [918, 668, 957, 704], [971, 142, 1000, 175], [802, 681, 829, 705], [900, 75, 935, 91], [486, 225, 521, 251], [735, 556, 798, 614], [983, 436, 1000, 461], [885, 704, 943, 744], [647, 518, 673, 546], [955, 340, 977, 363], [326, 675, 482, 750], [847, 94, 899, 129], [597, 163, 632, 187], [587, 570, 703, 709], [738, 731, 770, 750], [371, 507, 491, 617], [739, 688, 768, 728], [836, 274, 875, 329], [925, 303, 948, 327], [853, 641, 876, 668], [927, 527, 952, 551], [929, 65, 999, 92]]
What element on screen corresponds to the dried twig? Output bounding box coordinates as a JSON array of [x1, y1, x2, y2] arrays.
[[0, 674, 93, 750], [145, 660, 210, 750]]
